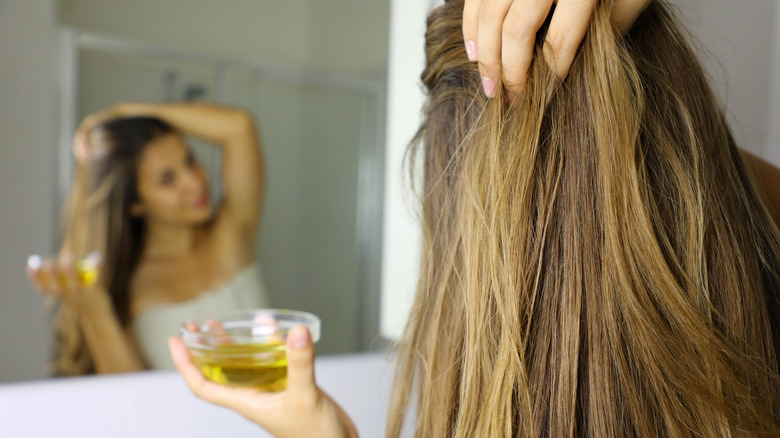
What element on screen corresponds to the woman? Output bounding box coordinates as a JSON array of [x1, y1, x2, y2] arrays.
[[27, 102, 270, 375], [170, 0, 780, 436]]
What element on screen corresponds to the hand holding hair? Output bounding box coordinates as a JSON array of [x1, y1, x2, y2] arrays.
[[461, 0, 652, 97], [72, 106, 125, 165]]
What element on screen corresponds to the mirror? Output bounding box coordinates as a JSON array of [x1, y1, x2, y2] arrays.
[[1, 0, 389, 383]]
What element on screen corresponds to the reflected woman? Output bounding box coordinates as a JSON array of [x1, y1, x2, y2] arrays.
[[27, 102, 269, 375]]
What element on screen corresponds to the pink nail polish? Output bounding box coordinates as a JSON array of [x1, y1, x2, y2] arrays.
[[466, 41, 477, 61], [482, 77, 495, 98]]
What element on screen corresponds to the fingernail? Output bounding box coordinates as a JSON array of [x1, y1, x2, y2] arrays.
[[289, 326, 311, 348], [60, 252, 74, 268], [482, 76, 495, 98], [27, 255, 42, 270], [168, 338, 186, 361], [465, 41, 477, 62]]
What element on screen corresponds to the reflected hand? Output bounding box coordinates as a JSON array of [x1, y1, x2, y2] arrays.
[[462, 0, 653, 97], [25, 251, 105, 309], [72, 106, 124, 164], [169, 325, 358, 438]]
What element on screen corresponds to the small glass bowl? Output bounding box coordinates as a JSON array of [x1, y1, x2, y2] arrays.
[[180, 309, 320, 392]]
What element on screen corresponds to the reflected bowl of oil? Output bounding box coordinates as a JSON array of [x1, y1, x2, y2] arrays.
[[180, 309, 320, 393], [27, 252, 101, 289]]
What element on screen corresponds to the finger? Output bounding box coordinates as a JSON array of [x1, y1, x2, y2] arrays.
[[500, 0, 555, 97], [26, 267, 44, 292], [543, 0, 596, 81], [41, 260, 62, 297], [477, 0, 514, 97], [612, 0, 651, 34], [255, 313, 278, 331], [255, 313, 284, 343], [284, 325, 317, 402], [463, 0, 483, 61], [186, 320, 200, 332], [206, 318, 230, 345], [26, 256, 46, 293], [26, 256, 44, 288], [58, 251, 79, 295], [82, 113, 101, 132], [184, 319, 206, 345], [73, 130, 90, 164]]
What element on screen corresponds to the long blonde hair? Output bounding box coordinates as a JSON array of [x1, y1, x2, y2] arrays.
[[388, 1, 780, 436]]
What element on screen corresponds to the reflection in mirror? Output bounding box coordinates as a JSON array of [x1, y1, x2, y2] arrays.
[[1, 0, 389, 383], [41, 102, 277, 376]]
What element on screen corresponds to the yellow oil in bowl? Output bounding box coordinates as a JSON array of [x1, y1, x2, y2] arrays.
[[190, 340, 288, 392], [75, 260, 98, 287], [181, 309, 320, 393]]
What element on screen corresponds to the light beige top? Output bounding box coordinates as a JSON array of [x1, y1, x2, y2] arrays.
[[133, 264, 270, 370]]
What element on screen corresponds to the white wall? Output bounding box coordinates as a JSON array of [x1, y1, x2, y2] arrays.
[[379, 0, 434, 340], [379, 0, 780, 340], [0, 0, 58, 382], [768, 2, 780, 165], [673, 0, 778, 157]]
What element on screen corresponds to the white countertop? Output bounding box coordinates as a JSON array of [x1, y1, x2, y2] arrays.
[[0, 353, 395, 437]]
